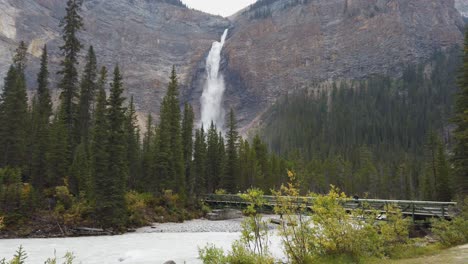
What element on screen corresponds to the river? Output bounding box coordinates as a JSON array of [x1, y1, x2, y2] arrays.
[[0, 218, 285, 263]]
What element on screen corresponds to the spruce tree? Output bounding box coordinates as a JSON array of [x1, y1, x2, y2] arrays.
[[141, 113, 156, 192], [217, 132, 226, 192], [91, 68, 109, 216], [69, 143, 90, 197], [155, 66, 185, 197], [0, 42, 29, 168], [435, 142, 452, 201], [453, 29, 468, 196], [224, 108, 239, 192], [125, 96, 141, 190], [206, 122, 219, 193], [58, 0, 84, 156], [30, 45, 52, 190], [102, 65, 128, 228], [182, 103, 194, 195], [47, 113, 69, 187], [192, 127, 207, 196], [77, 46, 97, 146]]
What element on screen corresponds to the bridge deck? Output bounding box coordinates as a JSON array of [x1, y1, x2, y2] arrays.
[[202, 194, 458, 220]]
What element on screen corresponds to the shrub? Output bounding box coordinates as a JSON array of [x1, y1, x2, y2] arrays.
[[0, 247, 75, 264], [198, 244, 227, 264], [215, 189, 227, 195], [273, 171, 410, 262], [272, 170, 315, 263], [198, 242, 275, 264], [239, 188, 271, 257], [432, 217, 468, 247], [125, 191, 156, 226], [431, 197, 468, 247]]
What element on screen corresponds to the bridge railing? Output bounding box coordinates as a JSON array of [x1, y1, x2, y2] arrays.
[[202, 194, 458, 220]]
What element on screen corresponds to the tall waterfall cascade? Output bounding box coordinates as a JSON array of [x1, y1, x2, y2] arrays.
[[200, 29, 229, 130]]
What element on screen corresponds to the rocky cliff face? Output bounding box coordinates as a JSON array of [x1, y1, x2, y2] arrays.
[[456, 0, 468, 17], [0, 0, 465, 130], [0, 0, 229, 121], [209, 0, 464, 129]]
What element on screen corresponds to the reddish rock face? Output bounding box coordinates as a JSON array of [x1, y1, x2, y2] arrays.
[[0, 0, 465, 131], [217, 0, 464, 129]]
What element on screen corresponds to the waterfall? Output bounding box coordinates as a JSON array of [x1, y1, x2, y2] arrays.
[[200, 29, 229, 129]]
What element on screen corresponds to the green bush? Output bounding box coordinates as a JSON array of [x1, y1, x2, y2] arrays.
[[199, 244, 227, 264], [431, 197, 468, 247], [198, 242, 275, 264], [432, 217, 468, 247], [0, 246, 75, 264], [125, 191, 156, 226]]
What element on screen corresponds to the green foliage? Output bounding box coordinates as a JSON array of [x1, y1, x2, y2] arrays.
[[431, 217, 468, 247], [0, 247, 75, 264], [96, 65, 128, 229], [58, 0, 84, 154], [262, 50, 459, 199], [0, 43, 29, 168], [44, 251, 76, 264], [431, 197, 468, 247], [199, 241, 275, 264], [155, 66, 185, 197], [9, 245, 27, 264], [199, 244, 227, 264], [77, 46, 97, 146], [224, 109, 239, 192], [239, 188, 270, 257], [452, 29, 468, 196]]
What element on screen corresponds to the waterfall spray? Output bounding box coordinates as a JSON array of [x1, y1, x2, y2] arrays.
[[200, 29, 229, 129]]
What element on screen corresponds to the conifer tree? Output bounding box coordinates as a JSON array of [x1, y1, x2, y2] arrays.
[[182, 103, 194, 194], [217, 132, 226, 191], [125, 96, 141, 190], [77, 46, 97, 146], [206, 122, 220, 193], [69, 143, 90, 197], [47, 114, 69, 187], [58, 0, 84, 156], [0, 42, 29, 168], [141, 113, 156, 192], [100, 65, 128, 228], [192, 127, 207, 196], [224, 108, 239, 192], [435, 142, 452, 201], [453, 29, 468, 196], [30, 45, 52, 190], [91, 68, 108, 210], [155, 66, 185, 196]]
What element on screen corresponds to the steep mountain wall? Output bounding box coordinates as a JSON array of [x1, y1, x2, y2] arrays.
[[214, 0, 464, 129], [0, 0, 229, 119], [0, 0, 465, 130]]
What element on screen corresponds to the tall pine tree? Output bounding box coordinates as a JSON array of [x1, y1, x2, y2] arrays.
[[58, 0, 84, 158], [30, 45, 52, 191], [453, 29, 468, 196], [224, 108, 239, 192], [182, 103, 194, 196], [77, 46, 97, 146], [155, 66, 185, 197], [0, 42, 29, 169]]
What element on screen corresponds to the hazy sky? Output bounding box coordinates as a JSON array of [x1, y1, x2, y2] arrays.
[[181, 0, 257, 17]]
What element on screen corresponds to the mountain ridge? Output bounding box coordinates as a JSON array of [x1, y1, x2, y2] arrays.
[[0, 0, 465, 129]]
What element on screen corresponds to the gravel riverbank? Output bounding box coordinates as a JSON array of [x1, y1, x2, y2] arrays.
[[137, 215, 280, 233]]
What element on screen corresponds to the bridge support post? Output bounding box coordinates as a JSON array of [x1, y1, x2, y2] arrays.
[[412, 203, 415, 223]]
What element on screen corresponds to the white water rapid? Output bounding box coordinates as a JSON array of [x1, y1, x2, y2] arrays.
[[200, 29, 229, 129]]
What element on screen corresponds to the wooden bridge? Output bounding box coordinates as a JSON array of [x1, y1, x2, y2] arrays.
[[202, 194, 458, 221]]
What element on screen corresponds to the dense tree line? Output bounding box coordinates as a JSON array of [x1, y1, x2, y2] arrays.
[[0, 0, 283, 230], [261, 49, 463, 200]]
